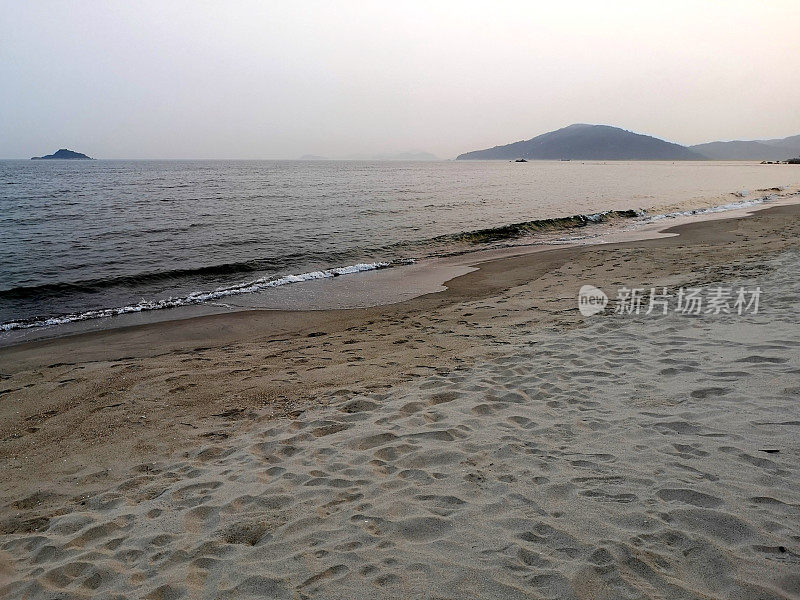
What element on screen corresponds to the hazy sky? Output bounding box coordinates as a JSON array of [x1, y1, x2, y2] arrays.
[[2, 1, 799, 159]]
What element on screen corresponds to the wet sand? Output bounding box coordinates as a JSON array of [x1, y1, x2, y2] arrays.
[[1, 203, 800, 598]]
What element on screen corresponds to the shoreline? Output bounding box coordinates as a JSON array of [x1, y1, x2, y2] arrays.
[[2, 203, 800, 480], [1, 199, 799, 370], [2, 184, 799, 349]]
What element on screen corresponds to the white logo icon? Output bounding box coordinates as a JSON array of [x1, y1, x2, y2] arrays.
[[578, 285, 608, 316]]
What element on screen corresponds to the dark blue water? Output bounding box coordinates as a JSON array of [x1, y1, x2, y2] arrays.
[[1, 159, 794, 331]]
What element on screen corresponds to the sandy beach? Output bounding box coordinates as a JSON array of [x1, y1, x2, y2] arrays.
[[2, 203, 800, 598], [5, 1, 800, 597]]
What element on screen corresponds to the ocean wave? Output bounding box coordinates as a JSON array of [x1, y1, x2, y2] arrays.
[[0, 261, 409, 332], [0, 254, 329, 301], [430, 209, 643, 245]]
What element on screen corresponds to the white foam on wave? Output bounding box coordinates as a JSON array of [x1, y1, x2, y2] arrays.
[[1, 261, 408, 332], [641, 192, 779, 223]]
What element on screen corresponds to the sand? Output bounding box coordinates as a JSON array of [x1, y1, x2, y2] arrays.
[[2, 204, 800, 598]]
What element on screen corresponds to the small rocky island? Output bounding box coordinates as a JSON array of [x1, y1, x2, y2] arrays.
[[31, 149, 93, 160]]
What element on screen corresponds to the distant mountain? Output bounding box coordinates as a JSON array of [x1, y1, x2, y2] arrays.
[[456, 124, 704, 160], [690, 134, 800, 161], [31, 149, 92, 160], [298, 154, 328, 160]]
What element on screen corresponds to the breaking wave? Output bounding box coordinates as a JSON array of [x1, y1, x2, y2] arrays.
[[431, 209, 643, 245], [0, 261, 409, 332]]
